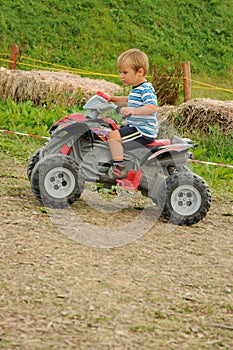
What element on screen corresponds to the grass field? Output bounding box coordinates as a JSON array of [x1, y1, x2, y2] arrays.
[[0, 0, 232, 100]]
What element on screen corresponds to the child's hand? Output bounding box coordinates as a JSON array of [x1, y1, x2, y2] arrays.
[[120, 107, 134, 117], [96, 91, 111, 101], [104, 94, 112, 102]]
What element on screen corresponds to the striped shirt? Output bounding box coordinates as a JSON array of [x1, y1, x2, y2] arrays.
[[127, 81, 158, 138]]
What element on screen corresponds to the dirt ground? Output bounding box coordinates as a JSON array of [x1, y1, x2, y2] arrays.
[[0, 151, 232, 350]]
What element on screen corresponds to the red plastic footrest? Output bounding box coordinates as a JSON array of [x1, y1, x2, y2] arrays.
[[117, 169, 141, 190]]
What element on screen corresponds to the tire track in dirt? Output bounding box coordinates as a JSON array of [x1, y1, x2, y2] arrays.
[[0, 152, 232, 349]]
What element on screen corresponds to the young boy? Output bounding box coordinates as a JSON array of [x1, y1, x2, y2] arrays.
[[106, 48, 158, 180]]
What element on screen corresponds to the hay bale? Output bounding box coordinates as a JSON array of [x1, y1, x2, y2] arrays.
[[0, 68, 122, 107], [156, 104, 178, 138], [157, 98, 233, 136], [176, 98, 233, 135]]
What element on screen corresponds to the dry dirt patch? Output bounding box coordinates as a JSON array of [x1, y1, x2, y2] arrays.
[[0, 152, 233, 349]]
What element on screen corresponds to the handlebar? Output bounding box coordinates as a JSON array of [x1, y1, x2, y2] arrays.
[[96, 91, 109, 101], [83, 92, 119, 119], [83, 92, 131, 120]]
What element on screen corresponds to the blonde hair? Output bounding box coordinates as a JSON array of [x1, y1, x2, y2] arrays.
[[117, 48, 149, 75]]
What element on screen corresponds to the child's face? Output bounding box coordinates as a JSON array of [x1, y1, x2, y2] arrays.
[[118, 63, 145, 86]]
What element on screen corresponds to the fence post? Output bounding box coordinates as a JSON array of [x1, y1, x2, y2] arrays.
[[182, 61, 191, 102], [9, 45, 19, 70]]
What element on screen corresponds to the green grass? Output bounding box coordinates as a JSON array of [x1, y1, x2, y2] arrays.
[[175, 125, 233, 197], [0, 0, 232, 100], [0, 99, 79, 136], [0, 99, 232, 197], [0, 99, 77, 162]]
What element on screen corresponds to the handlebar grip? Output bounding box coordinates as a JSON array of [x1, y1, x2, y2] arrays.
[[115, 106, 122, 114], [96, 91, 109, 101], [115, 106, 132, 118]]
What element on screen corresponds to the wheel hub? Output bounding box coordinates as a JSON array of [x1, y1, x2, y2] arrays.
[[44, 167, 76, 199], [171, 185, 202, 216], [50, 173, 68, 190]]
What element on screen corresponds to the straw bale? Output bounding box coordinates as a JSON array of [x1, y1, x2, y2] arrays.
[[0, 68, 122, 107], [157, 98, 233, 136]]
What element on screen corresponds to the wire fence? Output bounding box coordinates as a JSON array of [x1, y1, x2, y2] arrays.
[[0, 54, 119, 77], [0, 51, 233, 94]]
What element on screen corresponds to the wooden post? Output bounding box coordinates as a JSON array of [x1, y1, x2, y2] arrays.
[[9, 45, 19, 69], [182, 61, 191, 102]]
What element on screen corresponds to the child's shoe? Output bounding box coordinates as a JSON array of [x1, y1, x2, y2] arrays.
[[108, 163, 128, 180]]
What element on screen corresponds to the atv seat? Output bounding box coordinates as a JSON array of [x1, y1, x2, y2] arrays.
[[145, 139, 171, 147]]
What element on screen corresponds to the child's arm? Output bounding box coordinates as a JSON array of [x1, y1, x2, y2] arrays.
[[120, 104, 157, 117], [107, 95, 128, 106]]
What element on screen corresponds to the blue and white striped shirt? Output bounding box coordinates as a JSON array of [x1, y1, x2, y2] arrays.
[[127, 81, 158, 138]]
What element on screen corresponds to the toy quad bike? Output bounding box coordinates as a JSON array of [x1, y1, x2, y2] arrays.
[[28, 92, 211, 225]]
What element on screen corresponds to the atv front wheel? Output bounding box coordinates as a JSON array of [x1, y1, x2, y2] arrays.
[[31, 154, 84, 208], [158, 172, 211, 225], [27, 148, 41, 180]]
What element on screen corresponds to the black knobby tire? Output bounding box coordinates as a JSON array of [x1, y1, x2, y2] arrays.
[[158, 172, 211, 226], [30, 154, 84, 208], [27, 149, 41, 180], [168, 165, 191, 175]]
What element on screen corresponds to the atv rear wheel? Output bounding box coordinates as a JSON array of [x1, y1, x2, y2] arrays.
[[27, 148, 41, 180], [157, 172, 211, 225], [31, 154, 84, 208]]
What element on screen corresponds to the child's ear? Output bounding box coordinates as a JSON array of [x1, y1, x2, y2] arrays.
[[138, 67, 145, 75]]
